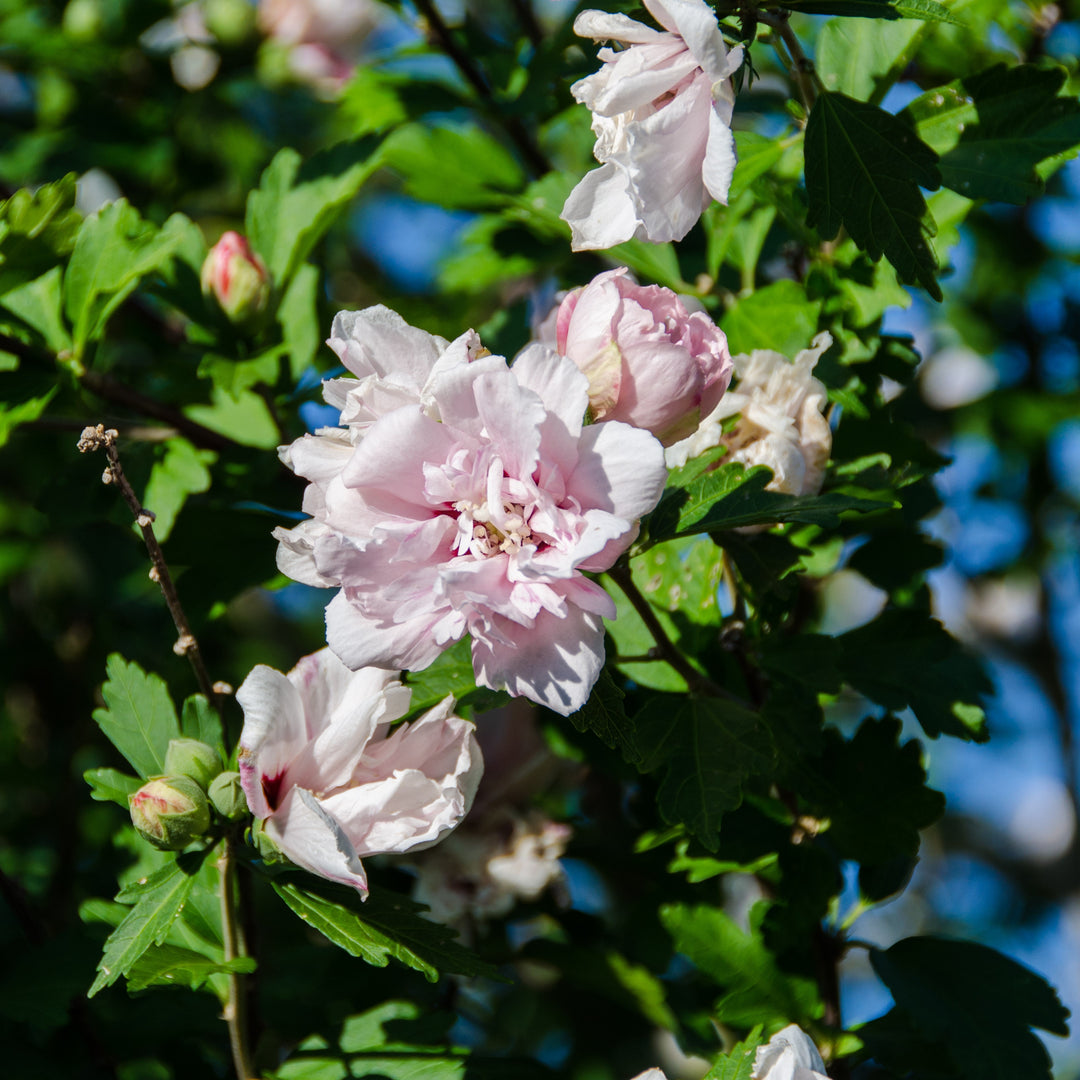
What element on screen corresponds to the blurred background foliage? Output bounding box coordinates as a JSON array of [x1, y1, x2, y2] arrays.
[[1, 0, 1080, 1078]]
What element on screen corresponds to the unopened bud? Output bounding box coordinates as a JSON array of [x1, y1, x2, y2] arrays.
[[164, 738, 222, 790], [201, 231, 270, 324], [203, 0, 256, 45], [208, 771, 248, 821], [130, 776, 211, 850]]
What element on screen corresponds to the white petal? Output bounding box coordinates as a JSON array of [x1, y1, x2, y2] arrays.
[[562, 163, 641, 251], [573, 10, 666, 43], [566, 420, 667, 522], [326, 589, 450, 673], [702, 97, 737, 206], [328, 305, 447, 386]]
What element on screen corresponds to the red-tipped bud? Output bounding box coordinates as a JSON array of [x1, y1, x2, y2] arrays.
[[200, 231, 270, 323], [129, 776, 211, 850]]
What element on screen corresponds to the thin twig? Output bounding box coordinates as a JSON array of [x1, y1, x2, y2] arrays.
[[759, 12, 817, 116], [77, 424, 220, 709], [411, 0, 551, 176], [219, 837, 256, 1080], [607, 565, 735, 700]]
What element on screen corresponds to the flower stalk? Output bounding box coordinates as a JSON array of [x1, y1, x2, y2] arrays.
[[219, 835, 255, 1080]]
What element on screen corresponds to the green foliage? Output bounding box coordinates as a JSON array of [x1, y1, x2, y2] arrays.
[[866, 937, 1070, 1079], [125, 944, 256, 993], [721, 281, 822, 357], [402, 637, 510, 719], [92, 654, 181, 779], [273, 882, 499, 983], [84, 766, 142, 808], [88, 852, 209, 997], [703, 1026, 765, 1080], [806, 93, 942, 300], [902, 64, 1080, 203]]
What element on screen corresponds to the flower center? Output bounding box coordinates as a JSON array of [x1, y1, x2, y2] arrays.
[[453, 498, 537, 559]]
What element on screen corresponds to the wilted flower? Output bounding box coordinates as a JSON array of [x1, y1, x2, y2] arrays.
[[129, 776, 211, 850], [273, 308, 668, 715], [200, 231, 270, 323], [547, 267, 732, 445], [237, 648, 483, 897], [561, 0, 743, 250], [667, 332, 833, 496]]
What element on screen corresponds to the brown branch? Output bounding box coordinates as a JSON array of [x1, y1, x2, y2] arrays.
[[607, 565, 737, 700], [412, 0, 552, 176], [77, 424, 220, 709], [219, 836, 256, 1080]]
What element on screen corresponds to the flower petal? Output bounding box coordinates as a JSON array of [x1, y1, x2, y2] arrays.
[[562, 163, 642, 251]]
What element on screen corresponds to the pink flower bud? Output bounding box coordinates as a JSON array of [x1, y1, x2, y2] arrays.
[[129, 776, 211, 850], [554, 268, 733, 446], [200, 231, 270, 323]]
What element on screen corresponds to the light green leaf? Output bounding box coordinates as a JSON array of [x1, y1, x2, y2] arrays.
[[245, 139, 381, 287], [140, 438, 216, 542], [273, 883, 498, 982], [186, 385, 279, 449], [721, 280, 821, 356], [91, 654, 180, 779], [89, 852, 207, 997], [84, 767, 142, 808], [340, 67, 408, 136], [0, 266, 71, 351], [608, 238, 692, 293], [729, 131, 791, 200], [0, 175, 81, 295], [704, 1026, 765, 1080], [124, 944, 255, 993], [902, 64, 1080, 203], [402, 637, 509, 719], [279, 262, 321, 379], [660, 903, 819, 1025], [635, 696, 774, 848], [816, 17, 923, 102], [0, 387, 56, 449], [180, 695, 225, 758], [806, 92, 942, 301], [64, 203, 186, 349], [197, 348, 282, 401]]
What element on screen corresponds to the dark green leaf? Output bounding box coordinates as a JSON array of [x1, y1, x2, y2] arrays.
[[88, 852, 207, 997], [403, 638, 509, 719], [92, 654, 181, 779], [273, 882, 499, 982], [84, 766, 141, 808], [903, 64, 1080, 203], [635, 695, 774, 849], [870, 937, 1070, 1079], [777, 0, 963, 22], [801, 716, 945, 864], [806, 92, 942, 300], [568, 666, 637, 760], [0, 387, 57, 449], [124, 944, 255, 992], [660, 903, 819, 1025]]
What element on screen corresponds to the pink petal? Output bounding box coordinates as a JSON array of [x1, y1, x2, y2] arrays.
[[326, 589, 450, 673], [566, 420, 667, 522]]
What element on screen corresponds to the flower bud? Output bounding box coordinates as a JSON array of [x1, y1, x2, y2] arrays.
[[203, 0, 256, 45], [208, 770, 248, 821], [200, 231, 270, 324], [130, 777, 211, 850], [164, 738, 222, 791]]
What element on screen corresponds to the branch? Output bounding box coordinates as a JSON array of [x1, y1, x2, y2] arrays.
[[411, 0, 552, 176], [759, 11, 818, 116], [607, 565, 736, 700], [219, 837, 256, 1080], [76, 424, 221, 708]]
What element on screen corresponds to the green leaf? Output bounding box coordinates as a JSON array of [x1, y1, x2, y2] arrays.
[[340, 66, 409, 136], [139, 438, 216, 543], [279, 262, 321, 380], [568, 666, 637, 759], [0, 387, 56, 449], [84, 767, 141, 808], [660, 903, 819, 1025], [608, 238, 692, 293], [186, 385, 279, 449], [645, 462, 889, 545], [777, 0, 963, 22], [805, 92, 942, 301], [704, 1026, 765, 1080], [273, 882, 499, 982], [816, 16, 923, 102], [0, 266, 71, 351], [402, 637, 509, 719], [902, 64, 1080, 203], [63, 202, 186, 349], [124, 944, 255, 992], [729, 131, 791, 201], [801, 716, 945, 864], [245, 139, 382, 287], [869, 937, 1070, 1080], [180, 695, 225, 758], [91, 654, 181, 779], [381, 122, 525, 210], [89, 852, 207, 997], [0, 175, 81, 295], [634, 695, 774, 849], [720, 281, 822, 358]]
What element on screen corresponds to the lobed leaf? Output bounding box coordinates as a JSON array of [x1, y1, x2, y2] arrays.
[[84, 767, 141, 808]]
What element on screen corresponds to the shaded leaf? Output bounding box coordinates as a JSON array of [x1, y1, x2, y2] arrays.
[[778, 0, 962, 21], [180, 695, 225, 759], [569, 666, 637, 760], [92, 654, 181, 779], [140, 438, 216, 543], [125, 944, 255, 993], [402, 637, 509, 719], [0, 387, 56, 449], [806, 93, 942, 300], [84, 767, 141, 808], [816, 16, 923, 102]]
